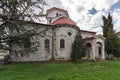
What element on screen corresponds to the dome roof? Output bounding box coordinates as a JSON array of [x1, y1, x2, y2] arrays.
[[51, 17, 76, 26]]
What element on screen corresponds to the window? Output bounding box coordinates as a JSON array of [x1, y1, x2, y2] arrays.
[[60, 39, 65, 48], [45, 39, 50, 49], [56, 13, 59, 17], [67, 32, 72, 36], [59, 13, 62, 16], [24, 38, 30, 48]]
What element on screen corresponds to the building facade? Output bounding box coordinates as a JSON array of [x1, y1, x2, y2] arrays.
[[10, 7, 105, 61]]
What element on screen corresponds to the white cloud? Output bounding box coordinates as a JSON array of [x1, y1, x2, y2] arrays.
[[44, 0, 64, 11], [45, 0, 120, 34], [92, 0, 119, 11], [112, 9, 120, 32]]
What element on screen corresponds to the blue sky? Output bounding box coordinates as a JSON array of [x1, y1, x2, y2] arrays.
[[45, 0, 120, 34], [89, 8, 97, 15], [111, 0, 120, 10]]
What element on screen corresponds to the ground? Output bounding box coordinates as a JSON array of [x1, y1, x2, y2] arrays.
[[0, 59, 120, 80]]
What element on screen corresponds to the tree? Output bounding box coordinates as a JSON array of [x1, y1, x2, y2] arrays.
[[71, 31, 86, 62], [0, 0, 47, 56], [102, 13, 120, 58], [106, 28, 120, 58], [102, 13, 113, 37]]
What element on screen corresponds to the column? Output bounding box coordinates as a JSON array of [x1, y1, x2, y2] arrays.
[[92, 39, 96, 60], [92, 46, 96, 60], [101, 42, 105, 60]]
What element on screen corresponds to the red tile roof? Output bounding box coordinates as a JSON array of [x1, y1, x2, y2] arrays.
[[52, 17, 76, 26]]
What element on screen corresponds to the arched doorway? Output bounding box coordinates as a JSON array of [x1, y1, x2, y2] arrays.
[[86, 43, 92, 59], [96, 42, 102, 59]]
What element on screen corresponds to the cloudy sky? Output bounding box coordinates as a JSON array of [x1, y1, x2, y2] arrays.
[[44, 0, 120, 34]]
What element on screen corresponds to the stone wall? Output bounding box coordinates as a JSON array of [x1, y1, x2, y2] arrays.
[[10, 23, 78, 61], [10, 24, 53, 61], [54, 26, 77, 60]]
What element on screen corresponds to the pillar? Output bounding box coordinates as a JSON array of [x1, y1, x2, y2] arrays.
[[92, 39, 96, 60], [92, 46, 96, 60], [101, 42, 105, 60]]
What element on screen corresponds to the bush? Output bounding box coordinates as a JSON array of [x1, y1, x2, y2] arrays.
[[71, 31, 86, 62]]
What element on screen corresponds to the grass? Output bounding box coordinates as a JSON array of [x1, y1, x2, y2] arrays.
[[0, 59, 120, 80]]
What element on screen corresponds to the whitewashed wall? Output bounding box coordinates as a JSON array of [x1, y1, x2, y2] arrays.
[[10, 24, 53, 61], [54, 26, 78, 60], [10, 24, 78, 61], [47, 10, 68, 24]]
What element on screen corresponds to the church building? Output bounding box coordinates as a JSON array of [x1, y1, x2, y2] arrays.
[[10, 7, 105, 61]]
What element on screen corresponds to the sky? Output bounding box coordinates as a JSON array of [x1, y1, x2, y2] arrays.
[[44, 0, 120, 34]]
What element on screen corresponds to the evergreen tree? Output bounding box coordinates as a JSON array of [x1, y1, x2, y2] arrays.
[[102, 13, 120, 58], [106, 28, 120, 58], [102, 13, 113, 37], [0, 0, 47, 55], [71, 31, 86, 62]]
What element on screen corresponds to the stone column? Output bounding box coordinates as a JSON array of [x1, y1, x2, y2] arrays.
[[92, 39, 96, 60], [90, 49, 92, 60], [92, 46, 96, 60], [101, 41, 105, 60]]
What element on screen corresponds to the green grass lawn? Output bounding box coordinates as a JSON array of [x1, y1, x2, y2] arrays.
[[0, 59, 120, 80]]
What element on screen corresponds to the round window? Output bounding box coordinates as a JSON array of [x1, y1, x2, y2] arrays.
[[67, 32, 72, 36]]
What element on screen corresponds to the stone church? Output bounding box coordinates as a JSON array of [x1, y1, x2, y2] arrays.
[[10, 7, 105, 61]]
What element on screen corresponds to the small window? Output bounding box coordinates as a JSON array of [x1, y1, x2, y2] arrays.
[[60, 39, 65, 48], [56, 13, 59, 17], [67, 32, 72, 36], [24, 38, 30, 48], [45, 39, 50, 49], [59, 13, 62, 16]]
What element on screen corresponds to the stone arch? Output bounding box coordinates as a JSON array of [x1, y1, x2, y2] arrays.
[[86, 43, 92, 59], [96, 42, 102, 59], [86, 43, 92, 48]]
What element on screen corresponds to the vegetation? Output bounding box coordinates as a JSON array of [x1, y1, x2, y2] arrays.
[[102, 13, 113, 37], [106, 28, 120, 57], [71, 31, 86, 62], [102, 14, 120, 58], [1, 60, 120, 80], [0, 0, 46, 55]]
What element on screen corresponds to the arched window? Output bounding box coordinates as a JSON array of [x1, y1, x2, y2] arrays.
[[59, 13, 61, 16], [60, 39, 65, 48], [86, 43, 91, 48], [45, 39, 49, 49], [56, 13, 59, 17], [96, 42, 102, 55]]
